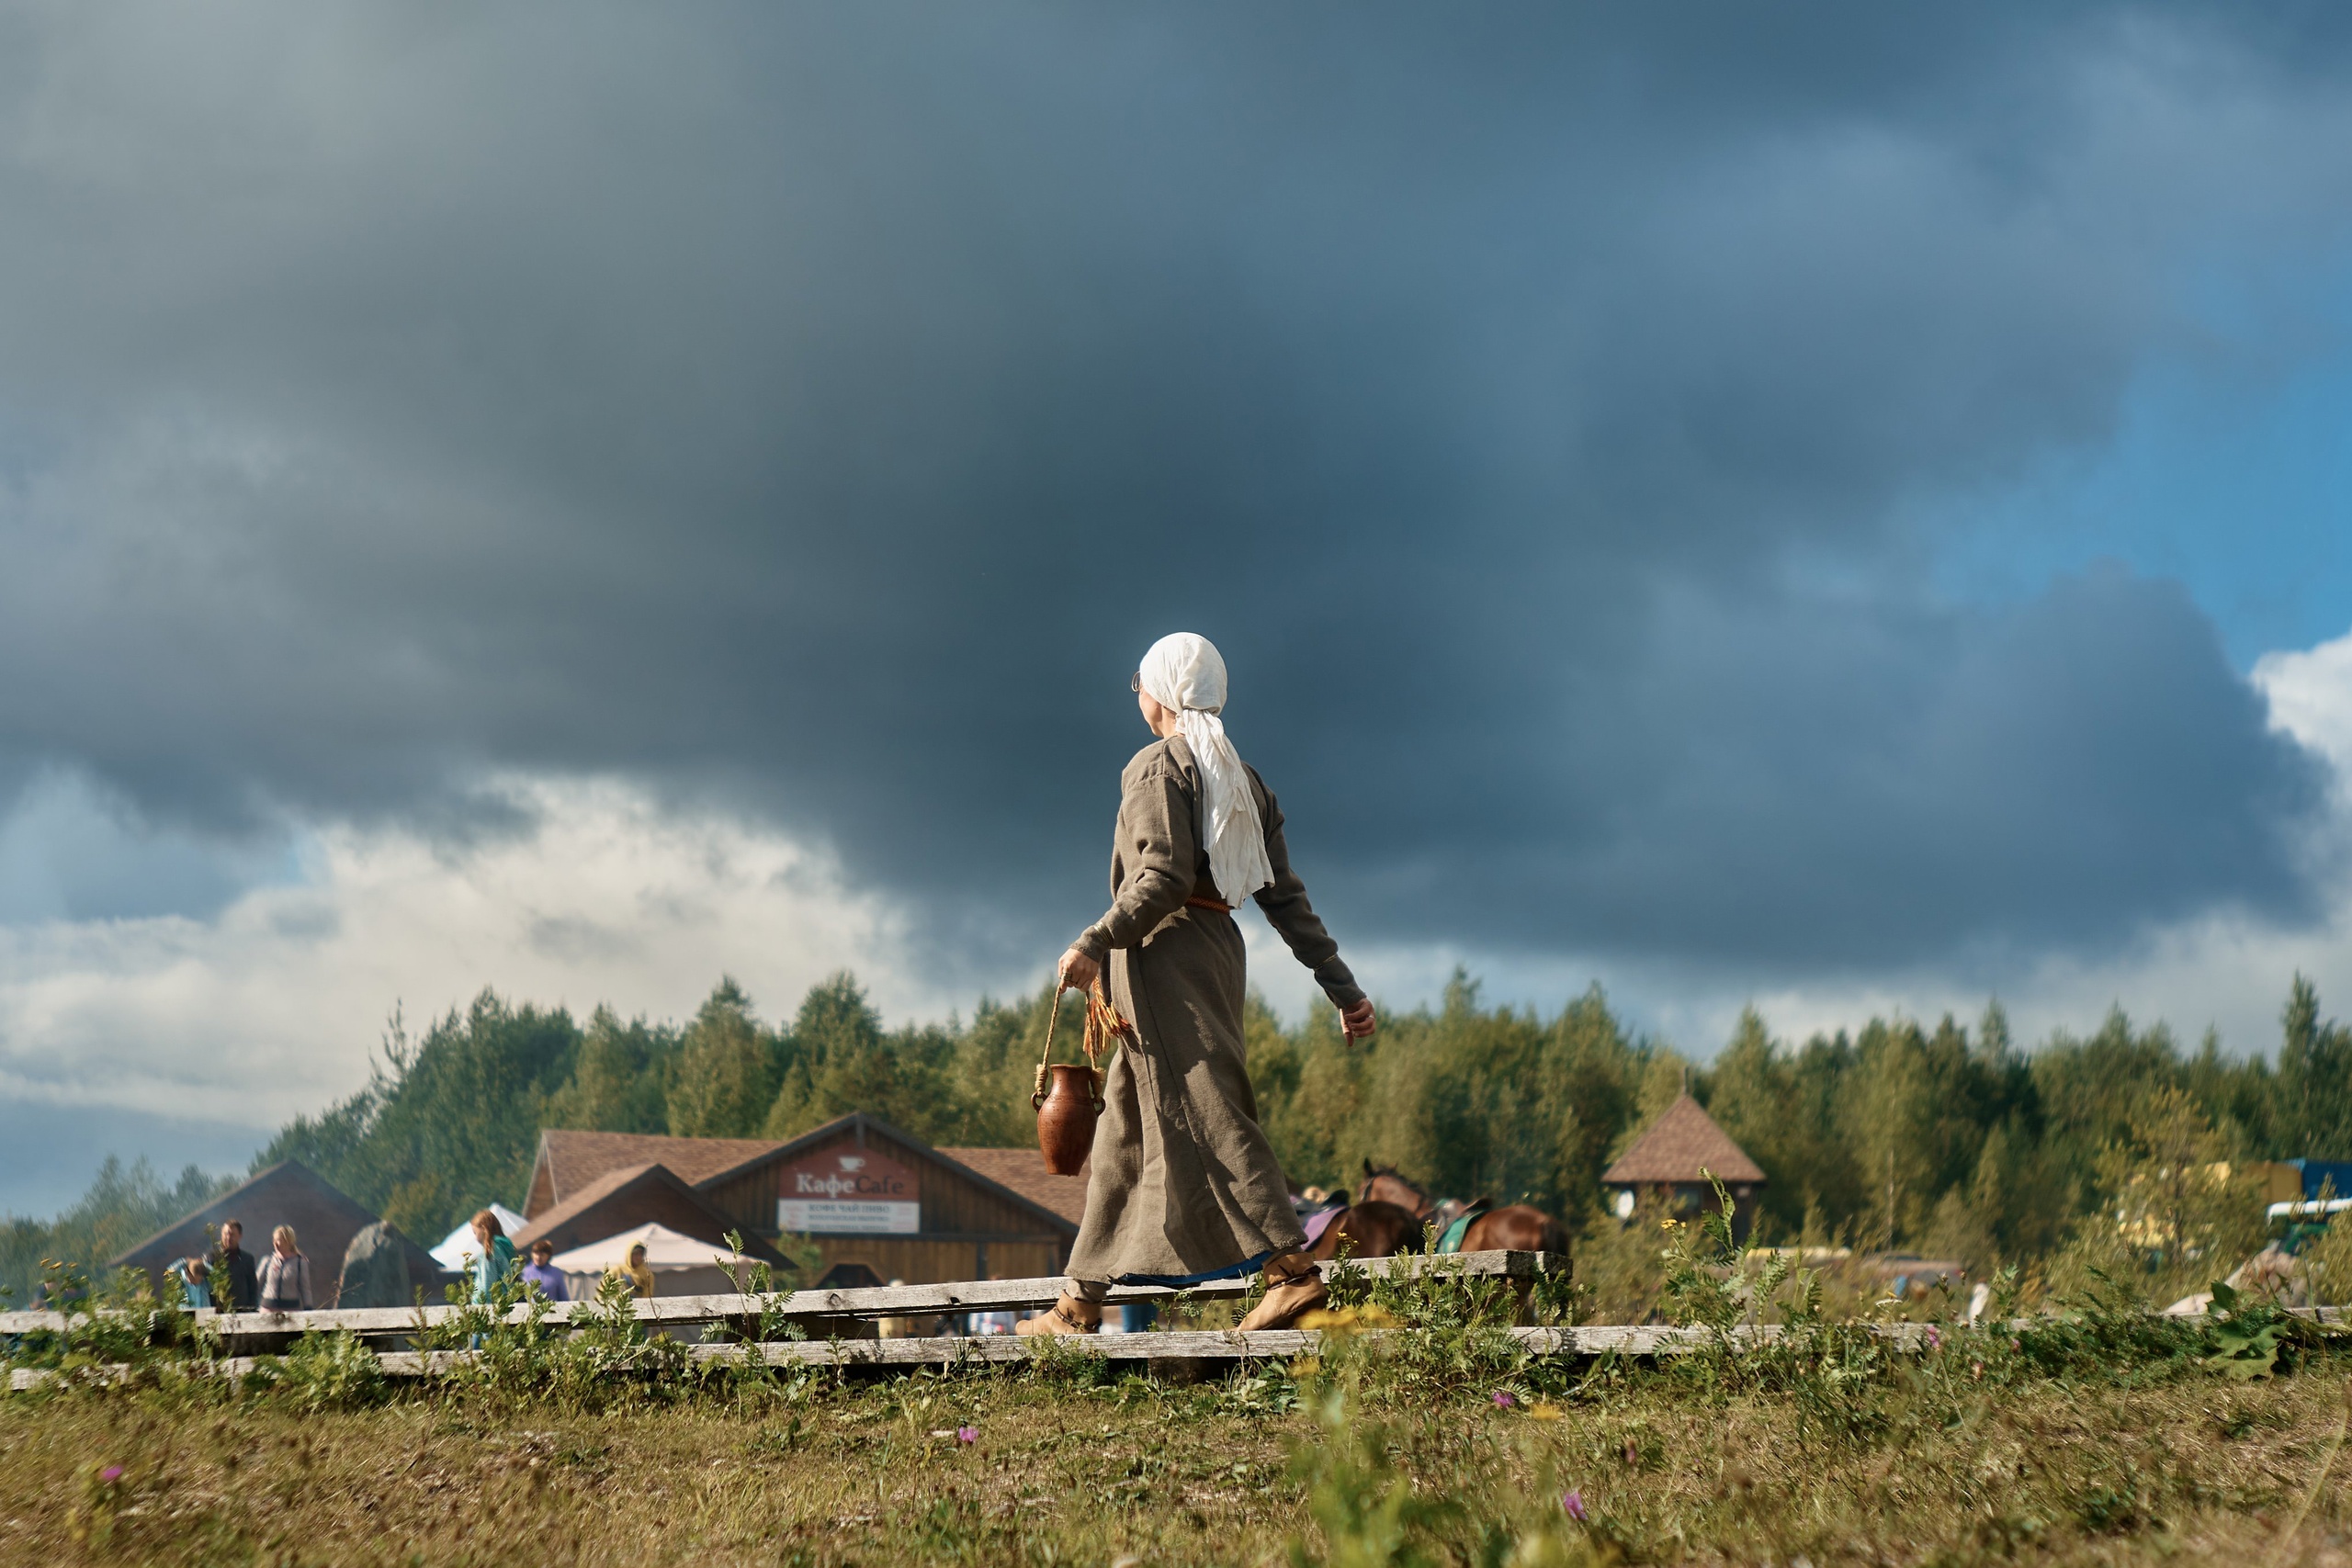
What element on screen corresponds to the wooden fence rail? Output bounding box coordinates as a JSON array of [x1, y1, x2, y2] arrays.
[[8, 1317, 1939, 1393], [0, 1248, 1563, 1344], [14, 1252, 2312, 1393]]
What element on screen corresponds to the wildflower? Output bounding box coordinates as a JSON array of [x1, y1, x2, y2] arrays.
[[1493, 1390, 1515, 1408], [1562, 1488, 1589, 1523], [1528, 1401, 1564, 1421], [956, 1426, 978, 1445], [98, 1466, 122, 1483], [1924, 1325, 1942, 1351]]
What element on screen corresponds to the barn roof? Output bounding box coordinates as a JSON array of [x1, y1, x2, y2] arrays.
[[935, 1146, 1090, 1227], [1601, 1095, 1766, 1186], [701, 1113, 1080, 1238], [510, 1161, 786, 1264], [110, 1159, 442, 1295], [521, 1116, 1084, 1239], [524, 1130, 783, 1216]]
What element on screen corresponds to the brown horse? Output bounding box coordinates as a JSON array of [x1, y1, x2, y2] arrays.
[[1359, 1161, 1573, 1257], [1303, 1199, 1426, 1261]]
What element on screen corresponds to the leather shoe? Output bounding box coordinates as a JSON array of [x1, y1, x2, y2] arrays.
[[1013, 1294, 1101, 1336], [1235, 1254, 1327, 1332]]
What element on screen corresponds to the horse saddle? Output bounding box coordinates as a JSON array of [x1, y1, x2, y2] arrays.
[[1433, 1197, 1494, 1255], [1295, 1192, 1349, 1250]]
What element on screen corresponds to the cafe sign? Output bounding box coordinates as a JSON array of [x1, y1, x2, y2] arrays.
[[776, 1148, 921, 1235]]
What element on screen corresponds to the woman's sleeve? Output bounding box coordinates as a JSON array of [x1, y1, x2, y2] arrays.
[[1251, 786, 1366, 1009], [1073, 757, 1199, 960]]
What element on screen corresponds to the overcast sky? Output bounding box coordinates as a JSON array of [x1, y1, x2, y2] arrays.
[[6, 2, 2352, 1215]]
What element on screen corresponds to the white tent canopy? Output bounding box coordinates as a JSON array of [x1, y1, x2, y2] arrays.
[[546, 1222, 754, 1276], [427, 1203, 529, 1270]]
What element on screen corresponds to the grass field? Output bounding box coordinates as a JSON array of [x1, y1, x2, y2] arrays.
[[10, 1226, 2352, 1565], [6, 1327, 2352, 1568]]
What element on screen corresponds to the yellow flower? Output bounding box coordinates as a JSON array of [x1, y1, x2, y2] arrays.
[[1527, 1401, 1564, 1421], [1297, 1303, 1400, 1336]]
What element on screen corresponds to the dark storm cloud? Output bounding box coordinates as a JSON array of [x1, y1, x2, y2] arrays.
[[0, 2, 2343, 972]]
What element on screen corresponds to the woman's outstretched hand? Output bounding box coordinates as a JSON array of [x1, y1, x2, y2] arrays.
[[1340, 998, 1377, 1043], [1057, 946, 1102, 995]]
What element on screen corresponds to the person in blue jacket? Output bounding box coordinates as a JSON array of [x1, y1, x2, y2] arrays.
[[468, 1210, 518, 1303]]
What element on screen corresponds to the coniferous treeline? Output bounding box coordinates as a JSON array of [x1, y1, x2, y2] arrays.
[[10, 970, 2352, 1306], [260, 970, 2352, 1260]]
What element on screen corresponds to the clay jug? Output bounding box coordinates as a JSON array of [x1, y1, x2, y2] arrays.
[[1035, 1063, 1103, 1175]]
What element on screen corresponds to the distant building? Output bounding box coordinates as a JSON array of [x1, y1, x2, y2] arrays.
[[930, 1146, 1089, 1231], [523, 1131, 784, 1216], [512, 1160, 788, 1269], [520, 1113, 1080, 1287], [1600, 1094, 1767, 1243], [111, 1159, 444, 1308]]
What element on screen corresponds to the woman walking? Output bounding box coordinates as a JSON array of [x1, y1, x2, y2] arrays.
[[469, 1210, 518, 1304], [1020, 633, 1374, 1337]]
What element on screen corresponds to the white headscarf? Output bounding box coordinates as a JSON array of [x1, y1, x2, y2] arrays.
[[1136, 632, 1273, 905]]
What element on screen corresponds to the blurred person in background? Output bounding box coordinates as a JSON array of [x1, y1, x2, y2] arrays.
[[519, 1236, 569, 1302], [256, 1225, 312, 1313], [608, 1241, 657, 1300], [175, 1255, 212, 1311], [213, 1220, 258, 1312], [469, 1210, 518, 1304]]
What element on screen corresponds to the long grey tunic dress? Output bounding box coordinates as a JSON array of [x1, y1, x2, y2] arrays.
[[1065, 735, 1364, 1284]]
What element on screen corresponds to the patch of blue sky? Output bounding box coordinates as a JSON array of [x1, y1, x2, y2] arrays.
[[1918, 234, 2352, 667], [0, 766, 307, 926], [0, 1097, 264, 1221], [1926, 326, 2352, 670]]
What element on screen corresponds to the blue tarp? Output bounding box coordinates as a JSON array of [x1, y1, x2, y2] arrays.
[[2290, 1158, 2352, 1199]]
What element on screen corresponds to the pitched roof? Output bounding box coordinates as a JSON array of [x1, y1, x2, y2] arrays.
[[510, 1161, 785, 1264], [705, 1112, 1080, 1237], [110, 1160, 444, 1295], [526, 1130, 783, 1215], [935, 1146, 1091, 1227], [1601, 1095, 1766, 1186]]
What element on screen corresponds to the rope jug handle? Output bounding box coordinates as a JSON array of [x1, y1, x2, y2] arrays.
[[1032, 977, 1128, 1111], [1032, 983, 1070, 1107]]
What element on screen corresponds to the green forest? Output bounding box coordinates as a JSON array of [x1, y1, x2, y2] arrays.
[[10, 968, 2352, 1306]]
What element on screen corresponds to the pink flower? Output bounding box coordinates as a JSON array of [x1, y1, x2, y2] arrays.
[[1492, 1390, 1515, 1408], [98, 1466, 122, 1483], [1924, 1325, 1942, 1351], [1562, 1489, 1588, 1523], [956, 1426, 978, 1444]]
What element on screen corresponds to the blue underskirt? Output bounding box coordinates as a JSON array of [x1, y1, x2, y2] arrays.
[[1115, 1248, 1275, 1289]]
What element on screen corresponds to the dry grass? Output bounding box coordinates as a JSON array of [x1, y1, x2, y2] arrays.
[[6, 1346, 2352, 1568]]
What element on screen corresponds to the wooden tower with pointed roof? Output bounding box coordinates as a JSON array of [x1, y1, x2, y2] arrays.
[[1601, 1093, 1767, 1242]]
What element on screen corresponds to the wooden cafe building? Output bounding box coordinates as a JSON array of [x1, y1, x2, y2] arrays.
[[516, 1113, 1086, 1289]]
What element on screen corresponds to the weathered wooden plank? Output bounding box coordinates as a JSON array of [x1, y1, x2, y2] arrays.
[[300, 1319, 1944, 1373], [635, 1247, 1564, 1326], [1, 1249, 1566, 1341], [0, 1316, 1984, 1389]]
